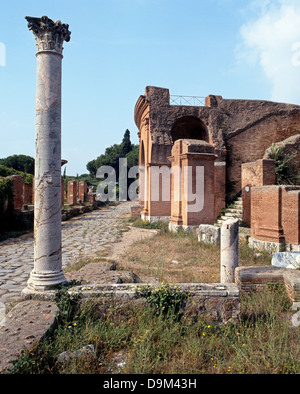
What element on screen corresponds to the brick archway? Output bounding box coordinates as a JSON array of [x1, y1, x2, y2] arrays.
[[170, 116, 209, 144]]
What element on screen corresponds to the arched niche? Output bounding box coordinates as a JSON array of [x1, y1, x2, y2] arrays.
[[170, 116, 209, 144]]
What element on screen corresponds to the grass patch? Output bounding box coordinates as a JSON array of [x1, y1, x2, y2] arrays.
[[118, 229, 271, 284], [131, 218, 169, 232], [3, 284, 299, 374]]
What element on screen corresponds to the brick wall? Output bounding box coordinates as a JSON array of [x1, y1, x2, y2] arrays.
[[226, 113, 300, 197], [251, 185, 300, 246], [282, 187, 300, 245], [134, 86, 300, 220], [241, 159, 276, 226]]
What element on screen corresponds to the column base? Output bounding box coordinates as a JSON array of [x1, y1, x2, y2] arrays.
[[25, 270, 67, 291]]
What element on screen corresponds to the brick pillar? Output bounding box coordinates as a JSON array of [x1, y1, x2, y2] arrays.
[[282, 186, 300, 245], [67, 180, 77, 205], [78, 181, 87, 202], [241, 159, 276, 226], [8, 175, 23, 211], [23, 182, 33, 204], [169, 139, 216, 230], [251, 186, 285, 243]]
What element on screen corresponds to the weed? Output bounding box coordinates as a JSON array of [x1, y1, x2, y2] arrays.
[[136, 283, 189, 319], [267, 143, 299, 185], [131, 218, 169, 233], [3, 285, 299, 375], [54, 284, 82, 327]]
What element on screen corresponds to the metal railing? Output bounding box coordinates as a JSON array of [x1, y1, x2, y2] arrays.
[[170, 95, 206, 106]]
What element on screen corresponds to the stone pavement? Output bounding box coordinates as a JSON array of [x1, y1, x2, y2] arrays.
[[0, 201, 136, 307]]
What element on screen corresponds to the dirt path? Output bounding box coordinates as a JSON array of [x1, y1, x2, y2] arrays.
[[111, 226, 158, 260]]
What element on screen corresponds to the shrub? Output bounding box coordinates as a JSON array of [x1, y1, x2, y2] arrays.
[[0, 164, 34, 185], [267, 144, 299, 185], [136, 283, 189, 319], [0, 178, 13, 232]]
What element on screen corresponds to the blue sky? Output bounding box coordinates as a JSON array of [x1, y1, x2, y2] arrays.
[[0, 0, 300, 175]]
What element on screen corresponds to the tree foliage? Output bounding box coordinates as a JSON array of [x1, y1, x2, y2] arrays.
[[0, 165, 34, 185], [121, 129, 132, 157], [86, 129, 139, 179], [0, 154, 34, 175]]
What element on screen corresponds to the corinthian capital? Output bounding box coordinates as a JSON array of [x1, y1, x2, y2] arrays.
[[25, 15, 71, 54]]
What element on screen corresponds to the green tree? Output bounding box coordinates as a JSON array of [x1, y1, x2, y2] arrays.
[[0, 154, 35, 174], [86, 130, 139, 200], [121, 129, 132, 157], [86, 129, 137, 178], [86, 159, 98, 177], [126, 144, 139, 168]]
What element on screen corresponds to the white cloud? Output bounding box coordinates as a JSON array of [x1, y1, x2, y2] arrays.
[[238, 0, 300, 104]]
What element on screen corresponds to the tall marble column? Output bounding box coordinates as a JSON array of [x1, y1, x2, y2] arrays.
[[25, 16, 71, 291]]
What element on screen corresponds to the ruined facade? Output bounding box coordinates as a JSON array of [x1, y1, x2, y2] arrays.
[[134, 86, 300, 229]]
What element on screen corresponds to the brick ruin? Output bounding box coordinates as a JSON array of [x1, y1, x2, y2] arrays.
[[134, 86, 300, 250], [0, 176, 96, 229], [6, 178, 95, 209]]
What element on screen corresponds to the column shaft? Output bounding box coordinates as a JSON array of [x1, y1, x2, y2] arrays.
[[24, 15, 71, 291], [220, 219, 239, 283]]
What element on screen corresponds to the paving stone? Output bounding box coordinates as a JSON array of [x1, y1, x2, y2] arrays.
[[0, 300, 58, 371], [0, 202, 136, 306]]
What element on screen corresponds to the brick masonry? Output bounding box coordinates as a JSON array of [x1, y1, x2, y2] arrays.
[[67, 180, 77, 205], [8, 175, 23, 211], [134, 86, 300, 222], [235, 266, 300, 303], [241, 159, 276, 226], [169, 139, 216, 226], [78, 181, 87, 202], [251, 185, 300, 246]]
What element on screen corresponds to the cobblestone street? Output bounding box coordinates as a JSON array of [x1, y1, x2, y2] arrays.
[[0, 202, 135, 306]]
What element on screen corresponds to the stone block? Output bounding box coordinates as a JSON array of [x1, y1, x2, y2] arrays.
[[235, 265, 300, 302], [0, 300, 57, 371], [131, 205, 143, 220], [198, 224, 220, 244], [272, 252, 300, 269]]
